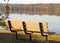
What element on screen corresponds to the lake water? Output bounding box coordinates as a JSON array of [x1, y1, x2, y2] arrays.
[[0, 14, 60, 34]]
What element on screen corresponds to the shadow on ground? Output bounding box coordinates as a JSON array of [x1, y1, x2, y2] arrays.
[[16, 39, 60, 43], [0, 32, 60, 43]]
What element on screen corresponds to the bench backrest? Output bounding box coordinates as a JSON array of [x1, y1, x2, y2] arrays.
[[39, 22, 49, 35], [41, 22, 48, 32], [4, 20, 48, 34], [22, 21, 48, 33], [4, 20, 23, 31], [22, 21, 40, 33]]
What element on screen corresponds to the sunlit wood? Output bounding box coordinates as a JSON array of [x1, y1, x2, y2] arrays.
[[41, 22, 48, 32], [25, 22, 40, 32], [4, 20, 23, 31]]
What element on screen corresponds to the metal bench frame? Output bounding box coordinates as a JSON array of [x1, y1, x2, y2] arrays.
[[8, 20, 18, 40]]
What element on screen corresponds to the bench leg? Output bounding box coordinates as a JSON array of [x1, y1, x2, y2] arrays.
[[26, 33, 32, 41], [29, 33, 32, 41], [15, 32, 18, 40], [45, 35, 49, 43]]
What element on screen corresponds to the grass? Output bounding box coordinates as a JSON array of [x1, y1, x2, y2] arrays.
[[0, 30, 60, 43]]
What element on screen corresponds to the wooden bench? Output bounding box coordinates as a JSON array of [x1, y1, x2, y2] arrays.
[[4, 20, 55, 42], [22, 21, 55, 42]]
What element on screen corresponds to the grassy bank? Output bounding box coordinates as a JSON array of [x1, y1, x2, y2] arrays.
[[0, 30, 60, 43]]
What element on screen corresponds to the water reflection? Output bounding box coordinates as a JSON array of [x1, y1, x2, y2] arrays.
[[0, 14, 60, 34]]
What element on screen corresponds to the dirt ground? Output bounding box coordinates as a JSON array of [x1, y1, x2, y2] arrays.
[[0, 30, 60, 43]]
